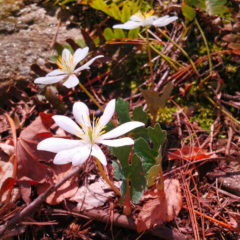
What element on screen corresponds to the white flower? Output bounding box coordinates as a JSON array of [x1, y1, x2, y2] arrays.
[[113, 10, 178, 29], [34, 47, 103, 88], [37, 99, 144, 166]]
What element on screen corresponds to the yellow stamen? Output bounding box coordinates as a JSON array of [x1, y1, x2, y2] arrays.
[[135, 10, 154, 20], [135, 11, 144, 20], [146, 9, 154, 17], [99, 130, 105, 135], [57, 56, 63, 70], [88, 126, 93, 142], [76, 130, 83, 138]]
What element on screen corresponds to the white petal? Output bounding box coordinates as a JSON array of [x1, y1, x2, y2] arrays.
[[73, 101, 91, 128], [98, 99, 115, 128], [73, 47, 89, 65], [53, 147, 80, 165], [52, 115, 83, 136], [130, 15, 142, 22], [113, 21, 141, 29], [47, 69, 64, 76], [91, 144, 107, 166], [100, 121, 144, 140], [63, 74, 79, 88], [74, 55, 104, 73], [34, 75, 66, 84], [62, 48, 72, 62], [37, 138, 82, 153], [98, 137, 134, 147], [142, 17, 155, 26], [153, 16, 178, 27], [72, 144, 91, 166]]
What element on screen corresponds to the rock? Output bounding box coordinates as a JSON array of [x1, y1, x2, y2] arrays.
[[0, 1, 82, 81]]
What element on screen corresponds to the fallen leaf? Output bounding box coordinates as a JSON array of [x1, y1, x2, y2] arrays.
[[0, 115, 9, 134], [17, 115, 54, 203], [39, 112, 54, 129], [71, 178, 120, 211], [0, 160, 19, 202], [0, 143, 14, 157], [168, 146, 210, 161], [37, 164, 78, 205], [137, 179, 182, 232]]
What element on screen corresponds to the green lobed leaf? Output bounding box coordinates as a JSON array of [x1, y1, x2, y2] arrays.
[[108, 3, 122, 20], [128, 27, 140, 39], [132, 106, 148, 124], [103, 27, 114, 41], [130, 154, 146, 203], [115, 98, 131, 124], [132, 127, 148, 141], [111, 146, 146, 204], [112, 160, 125, 180], [132, 106, 149, 140], [147, 161, 161, 187], [134, 137, 156, 172], [89, 0, 108, 12], [111, 145, 131, 175], [148, 123, 166, 152], [114, 28, 126, 39], [120, 179, 127, 200], [121, 4, 131, 23], [182, 3, 196, 23]]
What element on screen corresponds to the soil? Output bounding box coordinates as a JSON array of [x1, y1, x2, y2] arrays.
[[0, 0, 82, 87]]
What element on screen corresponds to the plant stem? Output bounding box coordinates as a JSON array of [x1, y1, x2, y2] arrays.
[[195, 18, 212, 76], [139, 32, 180, 71], [150, 43, 180, 70], [207, 96, 240, 126], [145, 27, 154, 89], [157, 28, 199, 76], [147, 29, 182, 69], [123, 178, 131, 215], [79, 82, 104, 112], [95, 158, 121, 197]]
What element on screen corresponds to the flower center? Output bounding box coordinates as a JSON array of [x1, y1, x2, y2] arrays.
[[88, 127, 93, 143], [57, 55, 74, 74], [135, 10, 154, 20], [76, 114, 106, 145]]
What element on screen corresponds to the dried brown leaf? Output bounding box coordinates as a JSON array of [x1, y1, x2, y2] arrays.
[[0, 160, 19, 202], [16, 115, 54, 203], [37, 164, 78, 205], [71, 178, 120, 211], [0, 161, 13, 202], [137, 179, 182, 233]]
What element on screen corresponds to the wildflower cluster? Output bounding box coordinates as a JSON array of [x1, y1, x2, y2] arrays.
[[34, 9, 177, 206]]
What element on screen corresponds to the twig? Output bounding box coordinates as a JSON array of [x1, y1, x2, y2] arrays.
[[0, 165, 82, 237], [194, 18, 212, 76], [156, 28, 199, 76], [79, 209, 188, 240], [225, 126, 233, 155]]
